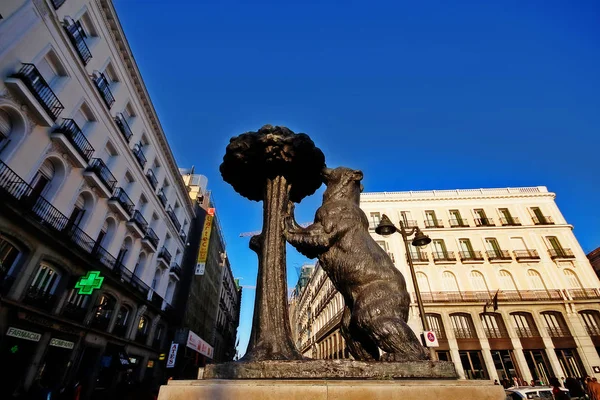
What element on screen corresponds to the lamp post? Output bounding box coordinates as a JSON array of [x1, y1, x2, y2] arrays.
[[375, 214, 436, 358]]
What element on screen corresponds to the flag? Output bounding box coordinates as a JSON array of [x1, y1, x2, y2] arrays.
[[492, 290, 499, 311]]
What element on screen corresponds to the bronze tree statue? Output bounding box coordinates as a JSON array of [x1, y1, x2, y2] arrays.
[[220, 124, 325, 361], [285, 167, 429, 361]]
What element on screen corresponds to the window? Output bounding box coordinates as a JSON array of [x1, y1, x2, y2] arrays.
[[399, 211, 413, 227], [133, 253, 147, 278], [0, 236, 23, 281], [480, 313, 507, 338], [433, 239, 448, 257], [449, 210, 466, 226], [498, 208, 517, 225], [78, 12, 98, 38], [474, 209, 487, 219], [0, 109, 13, 151], [579, 310, 600, 337], [425, 210, 440, 227], [113, 305, 131, 336], [485, 238, 504, 259], [90, 294, 116, 329], [29, 263, 61, 295], [136, 315, 151, 343], [541, 312, 570, 337], [442, 271, 459, 292], [450, 313, 476, 338], [31, 159, 55, 197], [67, 192, 93, 230], [165, 279, 176, 303], [469, 271, 488, 291], [459, 238, 475, 256], [563, 269, 582, 289], [152, 268, 162, 291], [498, 270, 517, 291], [124, 102, 136, 120], [369, 212, 381, 230], [426, 314, 446, 339], [531, 207, 545, 223], [459, 350, 488, 379], [511, 312, 539, 337], [547, 236, 563, 251], [72, 102, 94, 132], [416, 272, 431, 293], [36, 50, 67, 89], [474, 209, 492, 226], [527, 270, 546, 290], [103, 62, 118, 84], [138, 195, 148, 214]]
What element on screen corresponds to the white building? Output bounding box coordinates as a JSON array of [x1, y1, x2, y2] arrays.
[[0, 0, 193, 397], [292, 186, 600, 384]]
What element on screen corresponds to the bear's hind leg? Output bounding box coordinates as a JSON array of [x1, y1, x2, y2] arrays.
[[366, 316, 430, 361], [340, 306, 379, 361]]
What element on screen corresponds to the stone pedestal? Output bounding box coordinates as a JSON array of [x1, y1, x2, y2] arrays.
[[157, 379, 506, 400]]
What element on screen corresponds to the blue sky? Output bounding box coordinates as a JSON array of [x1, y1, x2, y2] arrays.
[[114, 0, 599, 356]]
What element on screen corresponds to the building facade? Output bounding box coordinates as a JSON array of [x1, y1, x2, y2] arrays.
[[291, 186, 600, 383], [213, 257, 242, 362], [0, 0, 193, 398], [587, 247, 600, 279]]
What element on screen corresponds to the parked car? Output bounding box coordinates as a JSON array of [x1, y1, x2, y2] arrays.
[[505, 386, 571, 399]]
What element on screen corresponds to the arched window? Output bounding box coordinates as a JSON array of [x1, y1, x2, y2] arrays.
[[0, 104, 28, 156], [165, 279, 176, 303], [498, 270, 517, 291], [91, 293, 116, 330], [153, 324, 165, 348], [24, 263, 62, 311], [117, 237, 134, 268], [426, 313, 446, 339], [442, 271, 459, 291], [563, 269, 582, 289], [527, 270, 546, 290], [510, 312, 539, 337], [133, 253, 147, 278], [0, 235, 25, 292], [480, 313, 508, 338], [579, 310, 600, 337], [30, 157, 66, 201], [450, 313, 476, 338], [113, 305, 131, 337], [416, 272, 431, 292], [97, 217, 117, 249], [67, 192, 94, 230], [151, 268, 163, 291], [136, 315, 151, 344], [62, 285, 90, 322], [541, 311, 570, 337], [469, 271, 488, 291]]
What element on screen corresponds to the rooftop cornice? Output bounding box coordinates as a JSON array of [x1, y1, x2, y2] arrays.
[[361, 186, 555, 203], [97, 0, 194, 217]]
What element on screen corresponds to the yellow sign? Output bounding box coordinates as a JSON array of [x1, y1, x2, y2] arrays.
[[195, 208, 215, 275]]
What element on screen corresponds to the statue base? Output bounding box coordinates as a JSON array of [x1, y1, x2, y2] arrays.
[[157, 379, 506, 400], [202, 359, 456, 379]]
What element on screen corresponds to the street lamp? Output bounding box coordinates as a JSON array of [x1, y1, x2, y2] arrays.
[[375, 214, 435, 358]]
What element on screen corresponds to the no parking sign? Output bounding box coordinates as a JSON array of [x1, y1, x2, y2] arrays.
[[423, 330, 439, 348]]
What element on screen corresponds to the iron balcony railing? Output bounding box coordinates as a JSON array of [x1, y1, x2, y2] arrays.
[[132, 143, 147, 169], [475, 217, 495, 227], [0, 159, 157, 310], [62, 302, 88, 323], [399, 220, 418, 228], [532, 215, 554, 225], [158, 246, 172, 265], [514, 327, 540, 338], [167, 206, 181, 232], [51, 0, 66, 9], [453, 328, 477, 339], [53, 119, 94, 162], [432, 251, 456, 262], [449, 218, 469, 227], [86, 158, 117, 192], [424, 219, 444, 228], [130, 210, 148, 234], [115, 113, 133, 142], [417, 289, 563, 304], [112, 323, 128, 337], [585, 325, 600, 336], [11, 63, 64, 121], [459, 251, 484, 261], [568, 288, 600, 300], [500, 216, 521, 226], [110, 187, 134, 216], [170, 263, 182, 277], [408, 252, 428, 263], [486, 250, 512, 260], [144, 227, 159, 248], [23, 287, 57, 312], [514, 249, 540, 260], [93, 71, 115, 109], [65, 20, 92, 65], [548, 248, 575, 259], [146, 169, 158, 190], [157, 188, 168, 207], [546, 326, 571, 337], [484, 327, 509, 339]]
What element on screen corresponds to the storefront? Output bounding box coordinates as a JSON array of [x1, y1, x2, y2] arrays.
[[0, 326, 42, 398]]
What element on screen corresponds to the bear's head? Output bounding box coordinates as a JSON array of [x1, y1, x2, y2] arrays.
[[322, 167, 364, 204]]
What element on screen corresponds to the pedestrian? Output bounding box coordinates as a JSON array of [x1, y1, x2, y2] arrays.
[[587, 377, 600, 400], [565, 377, 585, 399], [512, 376, 520, 387], [530, 379, 536, 387], [549, 377, 569, 400]]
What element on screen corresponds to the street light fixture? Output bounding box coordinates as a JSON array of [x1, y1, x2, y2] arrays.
[[375, 214, 435, 358]]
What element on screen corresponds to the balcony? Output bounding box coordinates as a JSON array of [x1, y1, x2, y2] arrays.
[[65, 20, 92, 65], [146, 169, 158, 190], [179, 229, 187, 244], [51, 0, 66, 9], [142, 227, 159, 252], [585, 325, 600, 337], [157, 246, 172, 269], [548, 248, 575, 259], [23, 287, 57, 312], [126, 210, 148, 238], [486, 250, 512, 261], [93, 71, 115, 109], [51, 119, 94, 168], [6, 63, 64, 125], [132, 143, 147, 169], [459, 251, 484, 262], [408, 252, 428, 263], [484, 327, 509, 339], [546, 326, 571, 338], [61, 303, 88, 323], [424, 219, 444, 228], [115, 113, 133, 143], [90, 315, 111, 331], [157, 188, 168, 207], [514, 327, 540, 338], [170, 263, 182, 280], [108, 187, 134, 220], [532, 215, 554, 225], [514, 249, 540, 261], [418, 289, 563, 304], [167, 206, 181, 232], [432, 251, 456, 262], [500, 216, 521, 226], [83, 158, 116, 198], [449, 218, 469, 228], [474, 217, 495, 227], [568, 288, 600, 300], [399, 220, 418, 229], [453, 328, 477, 339], [112, 323, 128, 337]]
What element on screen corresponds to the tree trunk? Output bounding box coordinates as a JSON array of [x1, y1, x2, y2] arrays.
[[242, 175, 302, 361]]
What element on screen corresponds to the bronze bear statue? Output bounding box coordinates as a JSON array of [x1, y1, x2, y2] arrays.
[[285, 166, 429, 361]]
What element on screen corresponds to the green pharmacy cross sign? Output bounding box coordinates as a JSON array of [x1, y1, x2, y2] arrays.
[[75, 271, 104, 295]]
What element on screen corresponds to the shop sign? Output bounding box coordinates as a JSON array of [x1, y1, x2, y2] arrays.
[[166, 343, 178, 368], [49, 338, 74, 349], [75, 271, 104, 295], [186, 330, 214, 359], [158, 353, 166, 361], [423, 330, 439, 348], [6, 327, 41, 342], [195, 208, 215, 275], [593, 366, 600, 373]]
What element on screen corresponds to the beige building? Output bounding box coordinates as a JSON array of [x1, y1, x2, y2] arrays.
[[0, 0, 193, 397], [291, 186, 600, 383]]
